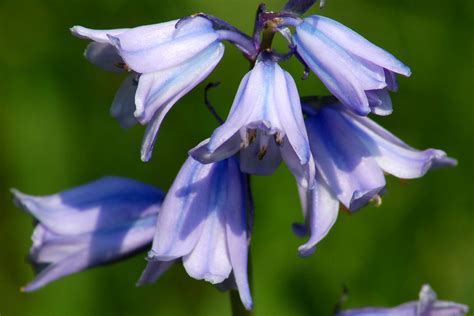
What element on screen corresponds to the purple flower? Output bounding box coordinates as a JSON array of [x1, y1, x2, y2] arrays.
[[293, 15, 411, 116], [71, 17, 225, 161], [336, 284, 469, 316], [190, 54, 315, 189], [293, 99, 456, 256], [145, 156, 253, 310], [12, 177, 164, 292]]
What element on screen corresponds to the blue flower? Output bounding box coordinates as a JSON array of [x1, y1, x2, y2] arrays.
[[336, 284, 469, 316], [71, 17, 225, 161], [293, 99, 456, 256], [293, 15, 411, 115], [146, 156, 253, 310], [12, 177, 164, 292], [190, 54, 315, 189]]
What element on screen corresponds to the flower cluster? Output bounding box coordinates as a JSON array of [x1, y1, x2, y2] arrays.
[[13, 0, 461, 312]]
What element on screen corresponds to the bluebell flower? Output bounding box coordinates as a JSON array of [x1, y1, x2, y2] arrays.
[[190, 54, 316, 189], [12, 177, 164, 292], [336, 284, 469, 316], [293, 99, 456, 256], [293, 15, 411, 115], [71, 17, 225, 161], [146, 156, 253, 310]]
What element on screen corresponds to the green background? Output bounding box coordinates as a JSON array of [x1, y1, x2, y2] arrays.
[[0, 0, 472, 315]]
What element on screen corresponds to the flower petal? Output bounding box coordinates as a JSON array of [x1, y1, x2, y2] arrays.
[[224, 160, 253, 310], [306, 108, 386, 210], [190, 136, 242, 164], [138, 43, 225, 162], [12, 177, 164, 235], [110, 75, 139, 128], [304, 15, 411, 76], [84, 42, 124, 73], [70, 26, 129, 43], [136, 260, 175, 286], [276, 69, 312, 165], [294, 25, 371, 115], [342, 110, 458, 178], [296, 177, 339, 257], [24, 216, 156, 292], [239, 131, 282, 176], [367, 89, 393, 116], [135, 42, 225, 124], [110, 17, 220, 73], [149, 158, 215, 260], [281, 139, 316, 189]]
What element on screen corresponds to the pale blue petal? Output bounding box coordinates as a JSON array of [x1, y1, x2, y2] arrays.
[[84, 42, 124, 72], [12, 177, 164, 235], [296, 177, 339, 257], [138, 43, 225, 162], [281, 139, 316, 189], [277, 70, 311, 165], [294, 27, 370, 115], [110, 17, 220, 73], [239, 130, 282, 176], [304, 15, 411, 76], [306, 108, 386, 210], [110, 75, 139, 128], [224, 159, 252, 310], [24, 216, 156, 292], [136, 260, 175, 286], [367, 89, 393, 116], [189, 136, 242, 164], [149, 158, 215, 260], [135, 42, 225, 124], [70, 26, 129, 43], [342, 110, 458, 179]]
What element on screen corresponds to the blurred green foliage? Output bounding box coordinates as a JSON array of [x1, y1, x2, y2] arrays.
[[0, 0, 472, 315]]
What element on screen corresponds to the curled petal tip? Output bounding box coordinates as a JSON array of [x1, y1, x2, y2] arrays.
[[298, 244, 317, 257]]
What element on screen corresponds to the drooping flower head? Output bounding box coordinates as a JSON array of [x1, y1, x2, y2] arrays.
[[336, 284, 469, 316], [191, 53, 315, 189], [71, 18, 226, 160], [293, 97, 456, 256], [12, 177, 164, 292], [293, 15, 411, 115], [146, 156, 253, 310]]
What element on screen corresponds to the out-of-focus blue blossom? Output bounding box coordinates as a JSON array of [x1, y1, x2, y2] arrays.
[[293, 99, 456, 256], [294, 15, 411, 116], [336, 284, 469, 316], [190, 54, 315, 189], [71, 17, 225, 161], [146, 156, 253, 310], [12, 177, 164, 292]]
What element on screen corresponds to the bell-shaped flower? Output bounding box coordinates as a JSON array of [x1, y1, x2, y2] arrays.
[[336, 284, 469, 316], [12, 177, 164, 292], [306, 100, 456, 211], [190, 55, 315, 189], [293, 15, 411, 115], [71, 17, 225, 161], [146, 156, 253, 310], [292, 99, 456, 256]]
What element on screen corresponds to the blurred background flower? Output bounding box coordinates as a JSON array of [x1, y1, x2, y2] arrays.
[[0, 0, 472, 315]]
